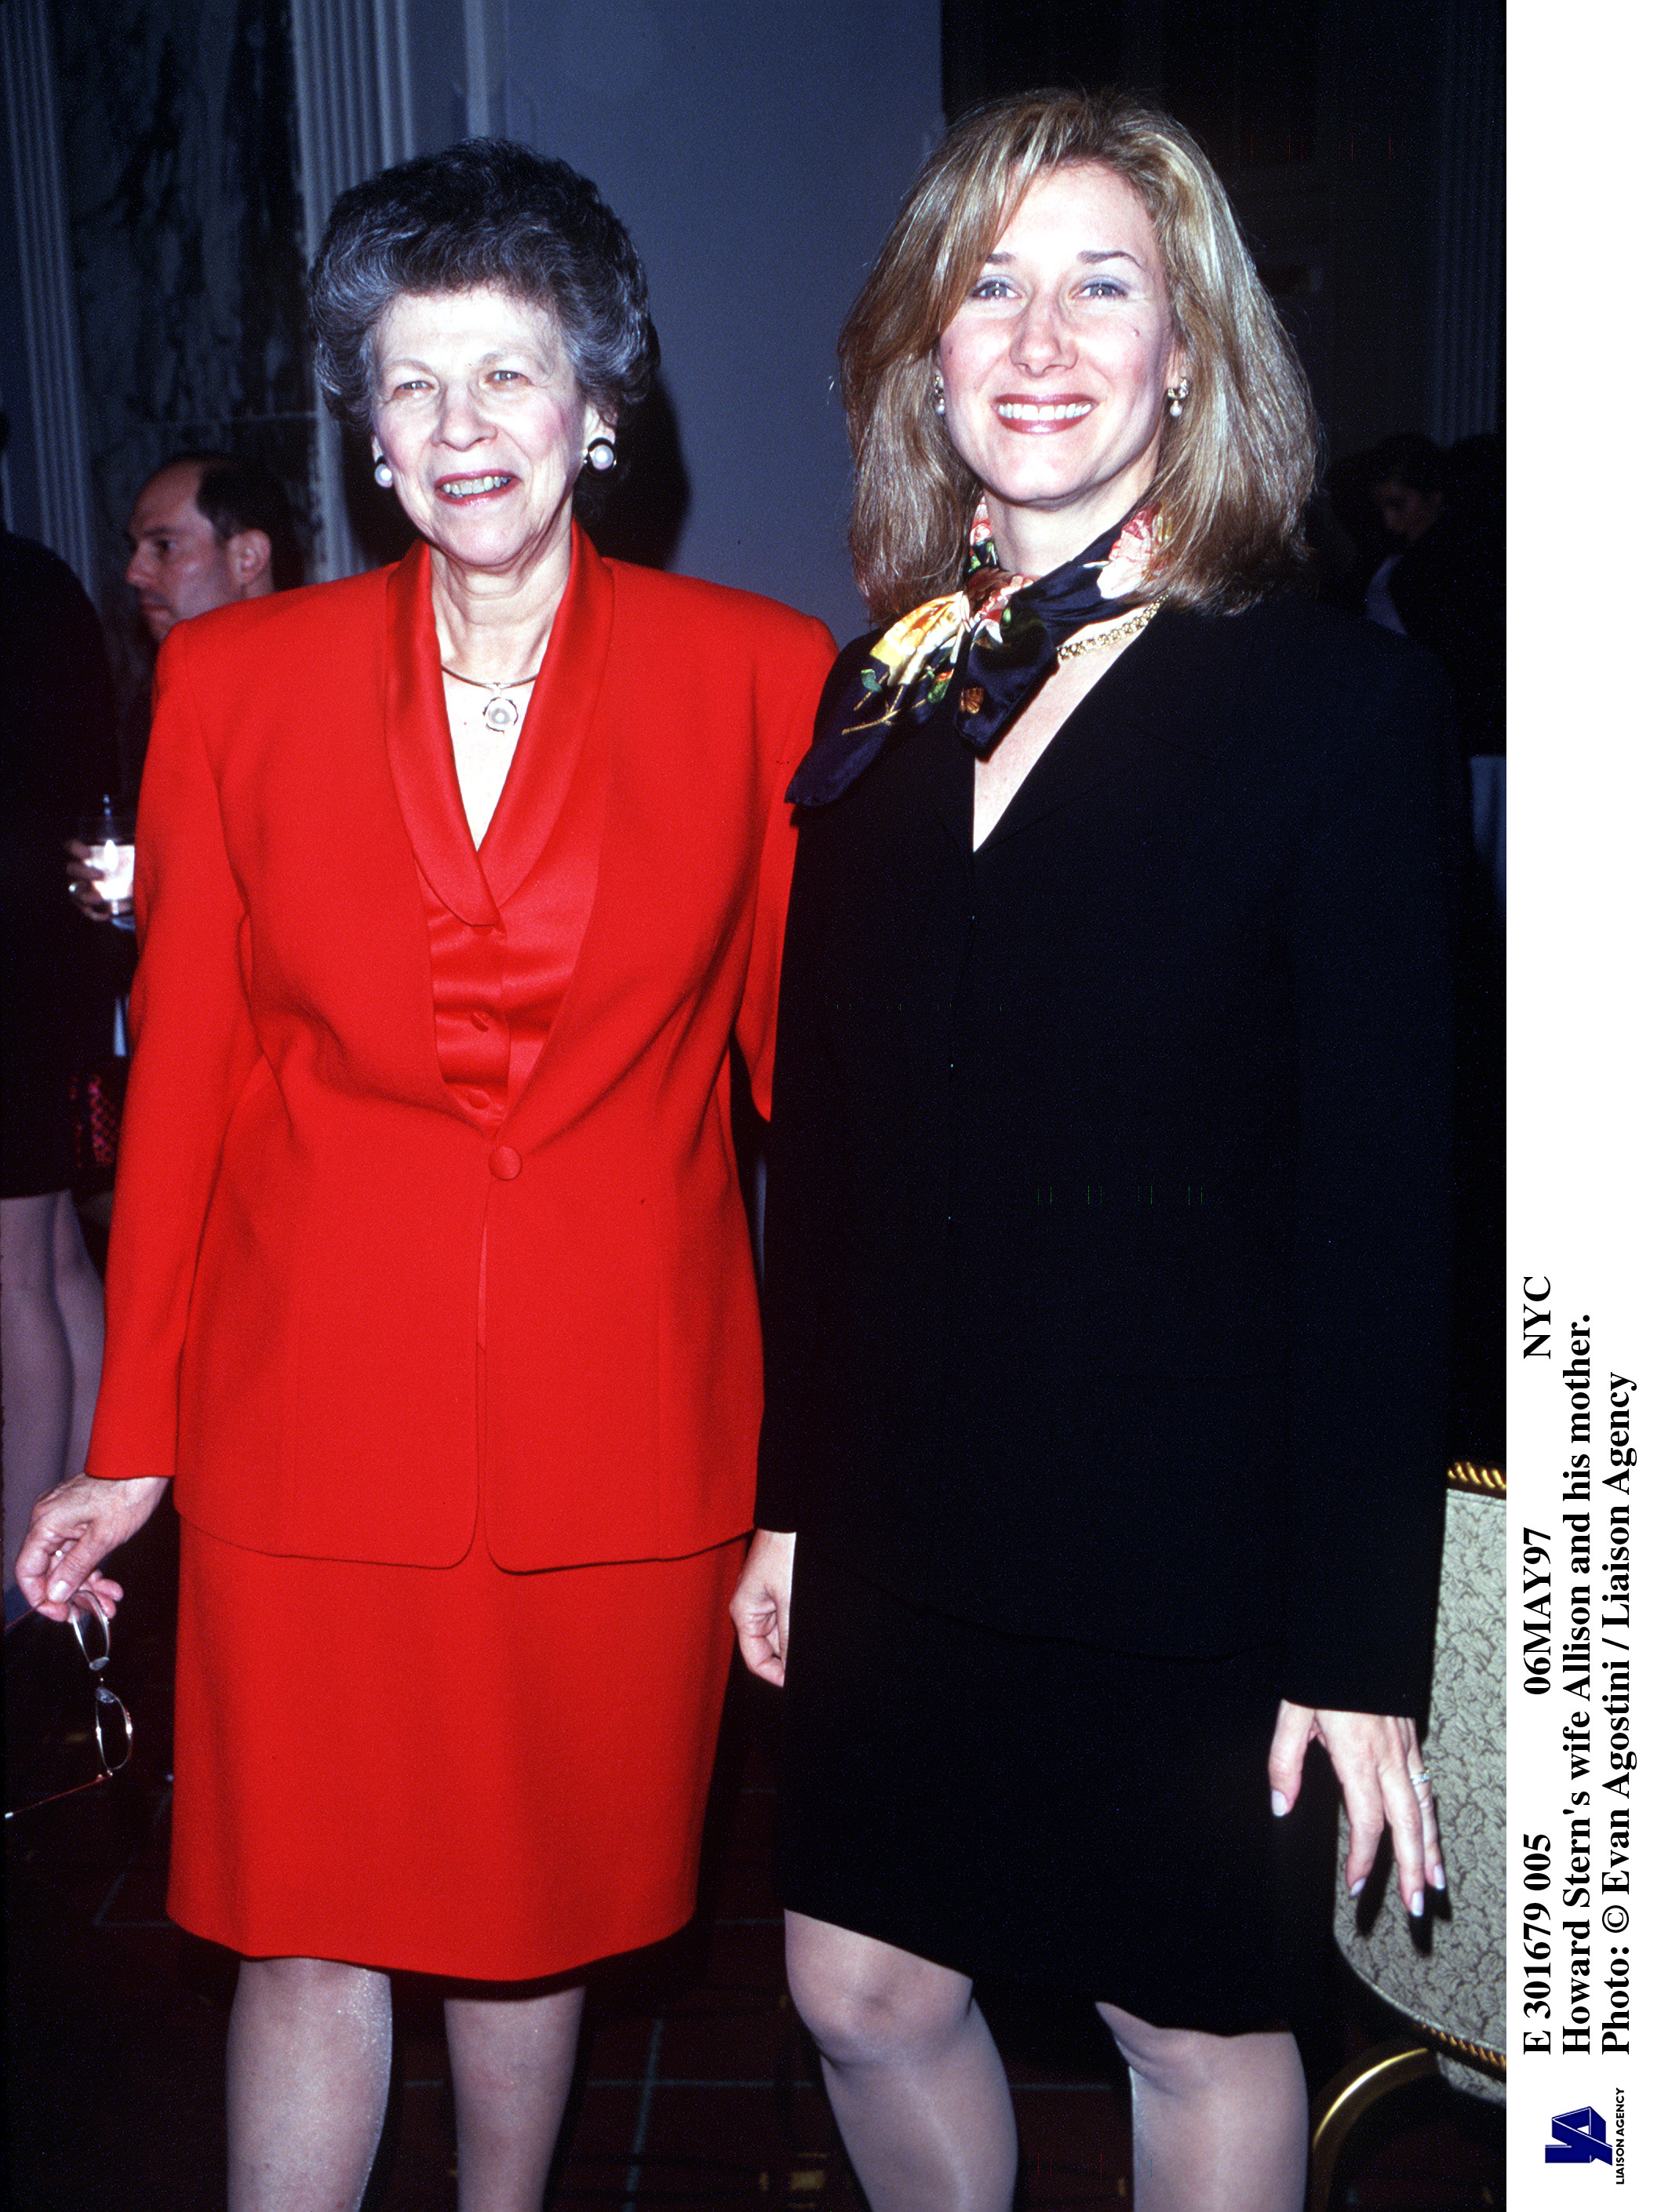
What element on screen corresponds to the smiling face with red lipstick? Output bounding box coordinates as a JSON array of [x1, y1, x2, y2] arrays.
[[937, 162, 1186, 580], [370, 285, 611, 593]]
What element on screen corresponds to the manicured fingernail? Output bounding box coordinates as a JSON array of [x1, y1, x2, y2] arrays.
[[48, 1580, 70, 1603], [1431, 1865, 1446, 1890], [1411, 1890, 1424, 1918], [1349, 1877, 1366, 1897], [1270, 1790, 1288, 1817]]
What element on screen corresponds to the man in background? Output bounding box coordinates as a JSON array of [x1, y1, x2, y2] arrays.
[[122, 449, 301, 646], [71, 452, 301, 917]]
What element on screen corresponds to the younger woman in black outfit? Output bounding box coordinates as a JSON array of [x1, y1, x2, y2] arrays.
[[733, 93, 1459, 2212]]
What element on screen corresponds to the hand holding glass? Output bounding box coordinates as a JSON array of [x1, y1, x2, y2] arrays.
[[69, 804, 137, 921]]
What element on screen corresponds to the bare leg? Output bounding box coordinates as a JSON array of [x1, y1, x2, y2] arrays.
[[785, 1912, 1018, 2212], [2, 1192, 74, 1601], [444, 1983, 586, 2212], [227, 1956, 392, 2212], [1097, 2000, 1306, 2212], [51, 1191, 104, 1477]]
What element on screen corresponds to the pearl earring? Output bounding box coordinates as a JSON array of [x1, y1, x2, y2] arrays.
[[373, 457, 394, 488], [585, 436, 617, 471], [1164, 377, 1192, 419], [932, 372, 945, 417]]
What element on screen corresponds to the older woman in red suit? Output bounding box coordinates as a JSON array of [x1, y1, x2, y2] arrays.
[[20, 140, 833, 2210]]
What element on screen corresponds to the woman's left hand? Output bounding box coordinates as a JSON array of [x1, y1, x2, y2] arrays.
[[1268, 1701, 1444, 1918]]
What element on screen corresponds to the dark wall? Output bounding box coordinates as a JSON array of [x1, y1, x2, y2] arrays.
[[938, 0, 1502, 464], [50, 0, 313, 711], [942, 0, 1126, 115], [0, 102, 46, 539]]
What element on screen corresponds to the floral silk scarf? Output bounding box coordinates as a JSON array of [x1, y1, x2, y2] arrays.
[[787, 498, 1161, 807]]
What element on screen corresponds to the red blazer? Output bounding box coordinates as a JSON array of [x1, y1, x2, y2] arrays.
[[86, 531, 836, 1569]]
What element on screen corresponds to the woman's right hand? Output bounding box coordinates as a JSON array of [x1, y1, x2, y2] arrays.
[[14, 1475, 169, 1623], [731, 1528, 796, 1686]]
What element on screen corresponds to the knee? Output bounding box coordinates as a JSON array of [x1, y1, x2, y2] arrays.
[[1098, 2003, 1300, 2107], [239, 1955, 387, 2014], [790, 1963, 961, 2071], [787, 1930, 969, 2070], [1097, 2005, 1233, 2099]]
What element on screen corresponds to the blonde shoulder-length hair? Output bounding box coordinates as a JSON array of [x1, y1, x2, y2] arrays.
[[841, 91, 1318, 621]]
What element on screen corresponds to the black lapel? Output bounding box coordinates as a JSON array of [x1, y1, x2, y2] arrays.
[[850, 693, 973, 857], [978, 609, 1228, 853]]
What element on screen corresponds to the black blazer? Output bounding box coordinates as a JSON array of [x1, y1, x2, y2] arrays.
[[756, 593, 1462, 1717]]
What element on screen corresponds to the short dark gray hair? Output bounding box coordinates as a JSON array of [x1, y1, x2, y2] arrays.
[[309, 139, 657, 437]]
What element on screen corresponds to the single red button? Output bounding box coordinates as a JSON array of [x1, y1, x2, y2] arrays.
[[489, 1145, 521, 1180], [464, 1087, 492, 1111]]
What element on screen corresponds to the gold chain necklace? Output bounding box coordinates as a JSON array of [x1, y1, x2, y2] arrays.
[[441, 664, 540, 733], [1055, 598, 1164, 663]]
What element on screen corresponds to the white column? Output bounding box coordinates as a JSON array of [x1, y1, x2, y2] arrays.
[[1, 0, 97, 589], [290, 0, 417, 579], [462, 0, 506, 137]]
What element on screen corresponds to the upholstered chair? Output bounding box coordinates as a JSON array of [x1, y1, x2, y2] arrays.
[[1307, 1464, 1505, 2212]]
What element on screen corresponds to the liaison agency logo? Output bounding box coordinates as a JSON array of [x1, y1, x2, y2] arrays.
[[1542, 2100, 1626, 2179]]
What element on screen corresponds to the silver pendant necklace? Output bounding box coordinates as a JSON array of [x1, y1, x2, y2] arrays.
[[441, 664, 539, 733]]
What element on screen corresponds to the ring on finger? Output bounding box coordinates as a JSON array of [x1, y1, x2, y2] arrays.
[[1409, 1768, 1432, 1788]]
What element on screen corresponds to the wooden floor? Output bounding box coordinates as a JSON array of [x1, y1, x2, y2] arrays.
[[5, 1500, 1503, 2209]]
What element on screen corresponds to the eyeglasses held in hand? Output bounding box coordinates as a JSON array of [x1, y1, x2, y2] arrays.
[[5, 1599, 134, 1821]]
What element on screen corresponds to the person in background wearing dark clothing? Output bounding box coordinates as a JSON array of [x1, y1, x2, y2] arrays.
[[1364, 432, 1504, 1464], [2, 449, 121, 1620], [1368, 432, 1444, 578], [69, 453, 304, 921], [1366, 431, 1503, 905]]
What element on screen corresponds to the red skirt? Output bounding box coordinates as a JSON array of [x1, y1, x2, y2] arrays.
[[168, 1516, 745, 1978]]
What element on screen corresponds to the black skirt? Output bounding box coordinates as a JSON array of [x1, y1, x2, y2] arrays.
[[774, 1546, 1335, 2036]]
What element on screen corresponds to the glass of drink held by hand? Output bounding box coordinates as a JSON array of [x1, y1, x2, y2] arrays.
[[71, 796, 137, 923]]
